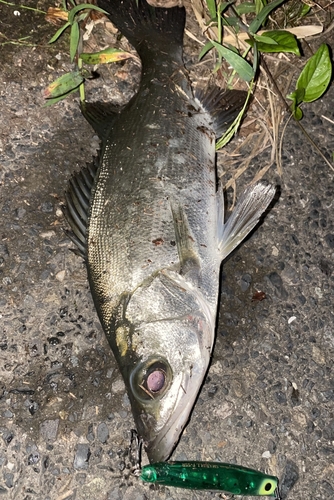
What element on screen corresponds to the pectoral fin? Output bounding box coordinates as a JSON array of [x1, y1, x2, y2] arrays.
[[217, 182, 276, 260], [171, 203, 201, 278]]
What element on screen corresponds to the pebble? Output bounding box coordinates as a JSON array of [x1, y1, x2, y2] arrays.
[[97, 422, 109, 444], [4, 473, 13, 488], [74, 444, 91, 470], [240, 273, 252, 291], [280, 460, 299, 498], [267, 272, 288, 299], [40, 420, 59, 442]]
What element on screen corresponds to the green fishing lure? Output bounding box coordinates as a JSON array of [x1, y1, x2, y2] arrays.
[[140, 461, 279, 497]]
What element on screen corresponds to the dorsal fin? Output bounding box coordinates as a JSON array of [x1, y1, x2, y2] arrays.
[[63, 159, 98, 259], [80, 101, 121, 141], [195, 87, 247, 138]]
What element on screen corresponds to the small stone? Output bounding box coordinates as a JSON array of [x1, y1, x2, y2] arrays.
[[240, 273, 252, 291], [74, 444, 91, 470], [40, 419, 59, 442], [40, 201, 54, 213], [97, 422, 109, 444], [3, 410, 13, 418], [280, 460, 299, 498], [28, 452, 40, 465], [112, 378, 125, 393], [325, 233, 334, 248], [14, 207, 26, 219], [56, 270, 66, 282], [268, 439, 277, 454], [87, 424, 95, 443], [267, 272, 288, 299], [275, 391, 287, 404], [4, 473, 13, 488]]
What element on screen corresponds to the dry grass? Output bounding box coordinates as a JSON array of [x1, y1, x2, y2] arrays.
[[188, 0, 334, 194]]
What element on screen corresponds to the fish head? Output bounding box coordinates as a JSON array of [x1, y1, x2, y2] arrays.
[[112, 271, 215, 463], [108, 272, 216, 462], [127, 316, 212, 462]]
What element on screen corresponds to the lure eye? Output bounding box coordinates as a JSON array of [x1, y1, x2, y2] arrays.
[[258, 478, 277, 495], [130, 356, 172, 402]]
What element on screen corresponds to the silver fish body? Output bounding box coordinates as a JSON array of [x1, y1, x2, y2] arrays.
[[65, 0, 275, 462]]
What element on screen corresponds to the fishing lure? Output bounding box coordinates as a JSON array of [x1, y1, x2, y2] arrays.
[[139, 461, 280, 497]]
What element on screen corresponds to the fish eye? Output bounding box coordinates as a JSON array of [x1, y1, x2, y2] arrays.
[[146, 369, 165, 393], [130, 356, 172, 402]]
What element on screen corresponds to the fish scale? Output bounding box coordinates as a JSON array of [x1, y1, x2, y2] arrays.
[[64, 0, 275, 463]]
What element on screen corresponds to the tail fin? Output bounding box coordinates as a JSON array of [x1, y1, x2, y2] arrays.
[[97, 0, 185, 62]]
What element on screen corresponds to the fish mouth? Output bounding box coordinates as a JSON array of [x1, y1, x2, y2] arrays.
[[137, 370, 204, 463]]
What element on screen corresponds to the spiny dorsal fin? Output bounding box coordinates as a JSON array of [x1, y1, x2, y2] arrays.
[[63, 159, 98, 259], [80, 101, 121, 141], [195, 87, 247, 138]]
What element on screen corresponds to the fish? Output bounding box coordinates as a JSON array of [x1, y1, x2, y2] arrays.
[[64, 0, 275, 463]]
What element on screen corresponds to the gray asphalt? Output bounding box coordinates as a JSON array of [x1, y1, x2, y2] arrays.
[[1, 1, 333, 499]]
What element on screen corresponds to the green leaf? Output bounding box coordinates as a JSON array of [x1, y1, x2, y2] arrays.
[[248, 30, 300, 55], [253, 33, 278, 45], [255, 0, 267, 14], [44, 86, 80, 106], [48, 21, 71, 44], [235, 2, 256, 15], [70, 21, 80, 62], [206, 0, 217, 18], [216, 80, 254, 148], [44, 71, 84, 99], [252, 40, 259, 73], [222, 16, 239, 28], [68, 3, 108, 24], [292, 105, 303, 120], [287, 88, 305, 107], [198, 40, 214, 60], [249, 0, 287, 34], [300, 4, 311, 18], [80, 47, 132, 64], [218, 2, 231, 14], [295, 44, 332, 102], [211, 41, 255, 81]]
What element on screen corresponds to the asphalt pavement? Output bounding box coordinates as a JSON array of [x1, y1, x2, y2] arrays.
[[0, 1, 333, 499]]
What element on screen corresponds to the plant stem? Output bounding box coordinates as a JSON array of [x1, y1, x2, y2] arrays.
[[261, 57, 334, 172], [0, 0, 46, 14]]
